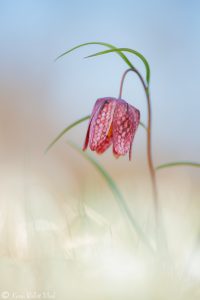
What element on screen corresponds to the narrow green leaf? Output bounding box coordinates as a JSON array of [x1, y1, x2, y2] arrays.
[[45, 115, 147, 154], [156, 161, 200, 171], [45, 115, 90, 154], [55, 41, 134, 69], [67, 141, 153, 252], [139, 121, 147, 130], [85, 48, 150, 85]]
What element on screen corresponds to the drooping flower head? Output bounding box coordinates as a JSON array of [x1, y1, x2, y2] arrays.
[[83, 97, 140, 160]]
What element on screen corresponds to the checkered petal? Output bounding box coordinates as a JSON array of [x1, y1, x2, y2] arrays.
[[89, 98, 116, 152], [83, 98, 106, 151], [95, 134, 113, 154], [112, 99, 140, 160]]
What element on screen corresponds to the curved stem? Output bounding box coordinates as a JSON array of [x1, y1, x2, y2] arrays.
[[119, 68, 160, 249], [119, 69, 133, 98]]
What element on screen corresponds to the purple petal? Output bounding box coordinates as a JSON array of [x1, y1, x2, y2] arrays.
[[83, 98, 106, 151], [89, 98, 116, 151], [112, 99, 140, 160], [96, 135, 113, 154]]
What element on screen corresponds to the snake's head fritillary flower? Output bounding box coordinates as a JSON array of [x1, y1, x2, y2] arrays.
[[83, 97, 140, 160]]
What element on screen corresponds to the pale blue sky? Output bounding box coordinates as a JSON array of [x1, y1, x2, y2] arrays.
[[0, 0, 200, 163]]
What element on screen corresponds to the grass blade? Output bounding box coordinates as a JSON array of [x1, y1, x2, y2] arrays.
[[45, 115, 90, 154], [139, 121, 147, 130], [156, 161, 200, 171], [85, 48, 150, 85], [55, 41, 134, 69], [67, 142, 153, 252]]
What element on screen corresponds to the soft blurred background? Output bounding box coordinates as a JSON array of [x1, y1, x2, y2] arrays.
[[0, 0, 200, 299]]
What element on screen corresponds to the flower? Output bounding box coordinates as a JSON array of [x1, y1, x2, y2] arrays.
[[83, 97, 140, 160]]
